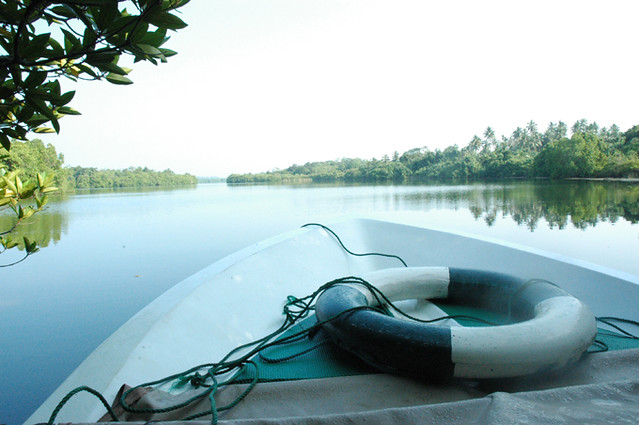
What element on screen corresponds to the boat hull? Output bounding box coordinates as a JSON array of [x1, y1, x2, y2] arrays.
[[25, 218, 639, 424]]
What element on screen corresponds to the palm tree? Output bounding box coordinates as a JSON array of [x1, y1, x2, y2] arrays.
[[510, 127, 525, 151], [467, 135, 482, 152], [526, 120, 542, 152], [571, 119, 589, 135], [483, 127, 496, 152]]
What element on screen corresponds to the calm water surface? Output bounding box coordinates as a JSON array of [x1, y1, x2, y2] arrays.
[[1, 181, 638, 424]]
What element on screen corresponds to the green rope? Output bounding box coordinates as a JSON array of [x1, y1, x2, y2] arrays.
[[302, 223, 408, 267], [596, 317, 639, 339], [46, 278, 497, 423], [110, 277, 388, 424], [588, 316, 639, 354], [47, 386, 119, 425]]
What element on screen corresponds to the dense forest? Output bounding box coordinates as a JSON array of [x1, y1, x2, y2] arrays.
[[1, 139, 197, 190], [227, 120, 639, 183]]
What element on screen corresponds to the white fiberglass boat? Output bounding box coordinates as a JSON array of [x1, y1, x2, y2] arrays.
[[26, 218, 639, 424]]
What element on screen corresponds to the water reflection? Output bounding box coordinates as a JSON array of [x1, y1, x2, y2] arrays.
[[388, 181, 639, 231], [2, 181, 637, 257], [477, 181, 639, 231], [0, 206, 67, 251], [0, 184, 197, 255], [71, 184, 198, 197]]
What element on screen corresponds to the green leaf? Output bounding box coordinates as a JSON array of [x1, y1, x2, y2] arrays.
[[93, 3, 121, 30], [35, 194, 48, 209], [48, 79, 62, 98], [105, 15, 137, 37], [2, 236, 17, 250], [46, 37, 65, 57], [19, 182, 36, 199], [24, 71, 48, 89], [139, 27, 168, 47], [3, 124, 29, 140], [97, 61, 129, 75], [56, 106, 81, 116], [17, 106, 36, 123], [159, 48, 177, 58], [57, 90, 76, 106], [51, 116, 60, 133], [26, 114, 50, 128], [50, 5, 78, 19], [21, 207, 35, 220], [61, 29, 82, 53], [21, 33, 51, 60], [82, 26, 99, 50], [2, 176, 17, 194], [85, 51, 118, 66], [135, 44, 163, 57], [74, 63, 99, 79], [162, 0, 191, 11], [41, 186, 58, 194], [25, 97, 54, 120], [24, 237, 39, 254], [129, 22, 150, 44], [146, 12, 188, 30], [0, 133, 10, 151], [105, 73, 133, 85], [33, 127, 56, 133], [41, 174, 55, 187]]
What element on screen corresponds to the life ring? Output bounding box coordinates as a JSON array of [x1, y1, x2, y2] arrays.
[[315, 267, 597, 379]]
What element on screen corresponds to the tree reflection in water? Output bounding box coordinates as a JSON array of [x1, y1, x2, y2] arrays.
[[461, 181, 638, 231], [0, 207, 67, 253]]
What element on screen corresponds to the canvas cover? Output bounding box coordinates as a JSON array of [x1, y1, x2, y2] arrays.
[[80, 348, 639, 425]]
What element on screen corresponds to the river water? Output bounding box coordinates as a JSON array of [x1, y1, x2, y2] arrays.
[[1, 180, 638, 424]]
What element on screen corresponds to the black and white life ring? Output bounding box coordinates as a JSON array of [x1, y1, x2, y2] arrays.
[[315, 267, 597, 379]]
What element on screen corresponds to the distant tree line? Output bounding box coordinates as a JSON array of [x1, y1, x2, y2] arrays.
[[1, 139, 197, 190], [227, 120, 639, 183], [61, 166, 197, 189]]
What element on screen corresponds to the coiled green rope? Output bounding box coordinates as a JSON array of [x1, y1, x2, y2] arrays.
[[46, 274, 510, 425]]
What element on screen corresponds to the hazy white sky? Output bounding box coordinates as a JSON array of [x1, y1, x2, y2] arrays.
[[41, 0, 639, 177]]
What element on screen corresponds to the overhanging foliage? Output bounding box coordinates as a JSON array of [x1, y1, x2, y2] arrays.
[[0, 0, 190, 150]]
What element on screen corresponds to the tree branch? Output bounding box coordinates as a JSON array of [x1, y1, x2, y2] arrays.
[[0, 251, 32, 267]]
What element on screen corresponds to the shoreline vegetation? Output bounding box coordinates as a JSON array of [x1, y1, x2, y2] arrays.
[[1, 139, 197, 190], [2, 119, 638, 190], [228, 120, 639, 184]]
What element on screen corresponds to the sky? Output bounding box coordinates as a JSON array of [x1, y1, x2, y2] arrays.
[[39, 0, 639, 177]]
